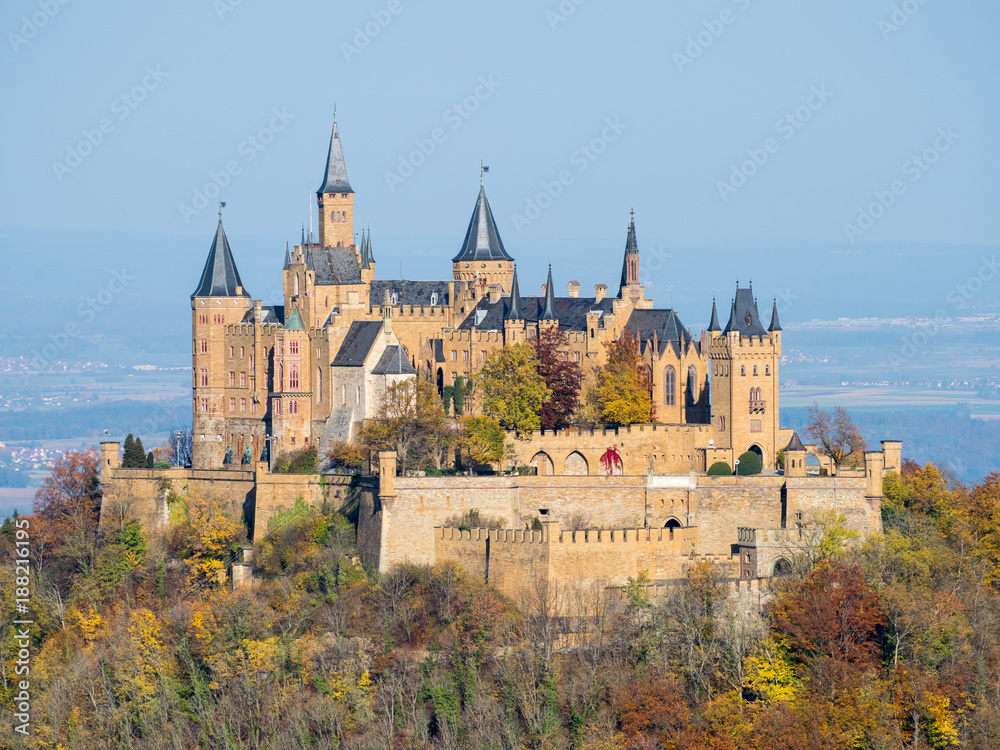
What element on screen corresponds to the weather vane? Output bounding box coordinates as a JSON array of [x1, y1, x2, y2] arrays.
[[219, 201, 226, 219], [480, 161, 489, 186]]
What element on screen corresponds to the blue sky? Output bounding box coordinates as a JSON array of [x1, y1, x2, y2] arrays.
[[1, 0, 998, 325]]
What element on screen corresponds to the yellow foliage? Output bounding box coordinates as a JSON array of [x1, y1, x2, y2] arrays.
[[207, 637, 280, 690], [744, 638, 800, 703], [72, 606, 102, 644]]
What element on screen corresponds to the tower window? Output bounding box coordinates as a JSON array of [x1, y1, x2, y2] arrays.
[[289, 400, 298, 414], [200, 369, 208, 386], [289, 340, 299, 355], [229, 398, 236, 413], [200, 340, 208, 354], [229, 346, 234, 358], [200, 398, 208, 413], [240, 372, 246, 387], [765, 365, 770, 376], [753, 365, 758, 376], [741, 365, 745, 376], [289, 365, 299, 389], [229, 372, 235, 387], [240, 398, 247, 413], [240, 346, 245, 358]]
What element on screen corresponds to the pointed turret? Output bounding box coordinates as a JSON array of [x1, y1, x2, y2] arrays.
[[283, 243, 291, 271], [505, 266, 524, 321], [708, 299, 721, 332], [285, 307, 305, 331], [453, 185, 513, 263], [769, 299, 782, 332], [317, 119, 353, 195], [542, 265, 557, 320], [618, 210, 640, 299], [191, 220, 249, 298], [786, 432, 806, 452], [725, 300, 739, 332]]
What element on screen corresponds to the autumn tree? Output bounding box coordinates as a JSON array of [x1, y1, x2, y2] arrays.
[[477, 343, 551, 437], [359, 378, 454, 474], [591, 331, 653, 425], [169, 489, 245, 590], [806, 405, 867, 467], [32, 449, 102, 578], [534, 327, 583, 429], [459, 415, 513, 469]]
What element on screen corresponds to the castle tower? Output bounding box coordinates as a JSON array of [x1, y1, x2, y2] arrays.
[[452, 184, 514, 294], [618, 210, 642, 305], [502, 266, 526, 344], [191, 218, 252, 469], [317, 117, 355, 249], [271, 307, 313, 456], [707, 285, 782, 468], [360, 227, 376, 283]]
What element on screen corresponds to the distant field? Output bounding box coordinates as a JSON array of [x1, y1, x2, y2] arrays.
[[0, 487, 34, 519], [781, 385, 1000, 417]]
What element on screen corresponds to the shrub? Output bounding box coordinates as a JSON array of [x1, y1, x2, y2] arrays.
[[708, 461, 732, 476], [275, 447, 318, 474], [737, 451, 763, 475]]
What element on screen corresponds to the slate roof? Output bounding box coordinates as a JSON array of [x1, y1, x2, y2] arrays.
[[318, 120, 353, 195], [457, 294, 615, 332], [372, 345, 417, 375], [191, 220, 249, 299], [370, 280, 451, 307], [768, 299, 782, 332], [505, 267, 524, 320], [723, 287, 769, 337], [241, 305, 284, 325], [285, 308, 305, 331], [360, 229, 375, 269], [707, 300, 721, 332], [452, 185, 514, 263], [541, 266, 556, 320], [332, 321, 383, 366], [786, 432, 806, 452], [307, 247, 362, 285], [625, 309, 694, 355]]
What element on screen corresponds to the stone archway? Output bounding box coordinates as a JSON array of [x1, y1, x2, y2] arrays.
[[772, 557, 792, 577], [565, 451, 588, 476], [530, 451, 554, 476], [664, 518, 682, 538], [748, 443, 766, 469]]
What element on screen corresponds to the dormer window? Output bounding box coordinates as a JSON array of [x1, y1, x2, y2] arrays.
[[745, 313, 752, 327]]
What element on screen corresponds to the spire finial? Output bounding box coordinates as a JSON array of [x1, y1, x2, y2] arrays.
[[480, 161, 489, 186], [218, 201, 226, 220], [333, 103, 337, 124], [630, 207, 635, 223]]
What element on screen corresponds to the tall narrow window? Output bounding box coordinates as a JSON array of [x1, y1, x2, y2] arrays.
[[200, 369, 208, 386], [229, 398, 236, 413], [664, 366, 676, 406], [289, 365, 299, 390], [289, 400, 298, 415], [200, 340, 208, 354], [289, 340, 299, 355], [240, 372, 246, 387], [229, 372, 235, 387], [316, 368, 322, 403]]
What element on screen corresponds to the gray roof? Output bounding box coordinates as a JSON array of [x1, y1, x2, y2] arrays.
[[769, 299, 782, 332], [786, 432, 806, 452], [241, 305, 284, 325], [317, 120, 353, 195], [332, 321, 383, 366], [370, 280, 451, 307], [452, 185, 514, 263], [360, 228, 375, 269], [505, 267, 524, 320], [191, 220, 249, 299], [372, 345, 417, 375], [625, 309, 693, 355], [707, 300, 721, 332], [307, 246, 362, 285], [541, 266, 556, 320], [723, 287, 769, 337], [458, 293, 615, 332]]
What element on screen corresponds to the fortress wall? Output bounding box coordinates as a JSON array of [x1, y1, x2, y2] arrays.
[[433, 528, 490, 579], [784, 476, 881, 536], [482, 528, 550, 596], [253, 472, 354, 536], [645, 486, 695, 527], [691, 476, 786, 558]]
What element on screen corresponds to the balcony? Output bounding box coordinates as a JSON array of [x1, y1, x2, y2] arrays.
[[749, 400, 767, 414]]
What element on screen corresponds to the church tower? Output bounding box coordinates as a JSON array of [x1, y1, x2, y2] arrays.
[[452, 183, 515, 295], [707, 285, 782, 469], [191, 217, 252, 469], [618, 210, 642, 305], [317, 116, 355, 249]]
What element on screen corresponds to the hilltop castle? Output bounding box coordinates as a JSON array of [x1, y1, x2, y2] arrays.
[[190, 117, 789, 476]]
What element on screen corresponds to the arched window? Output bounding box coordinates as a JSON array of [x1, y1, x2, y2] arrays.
[[294, 273, 299, 296], [765, 365, 770, 376], [686, 365, 698, 405], [753, 365, 758, 376], [331, 211, 336, 222], [664, 366, 676, 406], [316, 367, 322, 403], [719, 415, 726, 432]]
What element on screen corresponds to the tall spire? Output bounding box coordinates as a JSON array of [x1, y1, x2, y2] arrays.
[[453, 184, 513, 263], [726, 300, 739, 332], [769, 299, 782, 332], [505, 266, 524, 321], [542, 265, 557, 320], [317, 119, 353, 195], [618, 209, 640, 298], [191, 219, 249, 299], [283, 242, 291, 271], [708, 299, 721, 332]]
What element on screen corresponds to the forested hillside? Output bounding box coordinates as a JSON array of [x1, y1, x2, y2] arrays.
[[2, 454, 1000, 748]]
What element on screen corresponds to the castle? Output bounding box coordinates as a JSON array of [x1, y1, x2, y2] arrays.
[[97, 115, 902, 601]]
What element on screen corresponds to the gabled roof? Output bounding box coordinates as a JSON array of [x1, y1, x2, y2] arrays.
[[307, 247, 362, 285], [452, 185, 514, 263], [542, 266, 557, 320], [191, 220, 249, 299], [505, 266, 524, 320], [723, 287, 769, 337], [285, 307, 305, 331], [458, 294, 615, 332], [370, 280, 451, 307], [769, 299, 782, 332], [786, 432, 806, 452], [241, 305, 284, 325], [707, 299, 721, 332], [318, 120, 353, 195], [372, 345, 417, 375], [625, 309, 693, 356], [332, 321, 383, 367]]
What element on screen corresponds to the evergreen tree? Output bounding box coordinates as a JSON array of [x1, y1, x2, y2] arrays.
[[146, 452, 155, 469], [122, 434, 135, 467]]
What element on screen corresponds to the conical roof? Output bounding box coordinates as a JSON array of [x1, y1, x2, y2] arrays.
[[708, 299, 721, 332], [317, 120, 353, 195], [786, 432, 806, 452], [542, 265, 556, 320], [505, 266, 524, 320], [191, 220, 249, 299], [453, 185, 514, 263], [769, 299, 782, 332], [285, 307, 305, 331], [283, 244, 291, 271]]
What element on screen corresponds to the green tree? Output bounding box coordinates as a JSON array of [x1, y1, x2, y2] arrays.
[[460, 415, 511, 468], [592, 331, 653, 425], [736, 451, 762, 475], [708, 461, 732, 476], [477, 343, 551, 437]]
